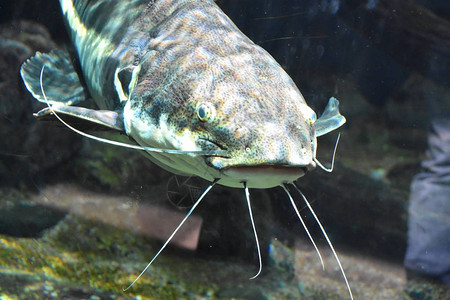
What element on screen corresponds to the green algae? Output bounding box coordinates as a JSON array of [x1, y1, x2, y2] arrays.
[[405, 279, 450, 300], [0, 212, 295, 299], [0, 214, 222, 299]]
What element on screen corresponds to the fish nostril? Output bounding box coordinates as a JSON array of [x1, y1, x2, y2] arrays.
[[245, 146, 251, 153]]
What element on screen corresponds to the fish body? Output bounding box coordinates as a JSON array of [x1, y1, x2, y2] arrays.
[[21, 0, 345, 189], [20, 1, 352, 297]]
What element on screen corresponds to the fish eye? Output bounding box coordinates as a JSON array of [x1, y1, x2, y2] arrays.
[[196, 103, 215, 122]]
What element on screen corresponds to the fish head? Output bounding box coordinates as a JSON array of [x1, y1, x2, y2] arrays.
[[123, 50, 320, 189], [191, 76, 319, 188], [121, 38, 348, 189]]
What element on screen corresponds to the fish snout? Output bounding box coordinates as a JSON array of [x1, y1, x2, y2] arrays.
[[250, 121, 314, 164], [207, 121, 316, 170]]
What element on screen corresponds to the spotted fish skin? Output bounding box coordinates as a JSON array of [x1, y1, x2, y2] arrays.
[[23, 0, 346, 188]]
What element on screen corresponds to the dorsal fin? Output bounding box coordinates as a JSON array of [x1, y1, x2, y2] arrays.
[[20, 49, 86, 106], [314, 97, 346, 137]]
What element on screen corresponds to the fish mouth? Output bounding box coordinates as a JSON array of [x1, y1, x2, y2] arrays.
[[197, 138, 315, 188], [226, 165, 308, 179], [219, 165, 311, 188]]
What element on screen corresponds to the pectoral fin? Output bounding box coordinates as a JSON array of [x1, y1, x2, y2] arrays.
[[35, 106, 124, 131], [20, 49, 86, 106], [314, 97, 346, 137]]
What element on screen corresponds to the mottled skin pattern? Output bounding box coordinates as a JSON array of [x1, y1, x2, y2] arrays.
[[60, 0, 320, 188]]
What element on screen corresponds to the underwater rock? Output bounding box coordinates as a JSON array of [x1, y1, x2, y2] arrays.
[[0, 188, 65, 238], [69, 132, 167, 194], [0, 202, 65, 238], [0, 20, 82, 186], [0, 195, 302, 299], [268, 238, 295, 276]]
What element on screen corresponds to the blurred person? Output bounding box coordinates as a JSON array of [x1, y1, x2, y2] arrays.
[[404, 117, 450, 284]]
